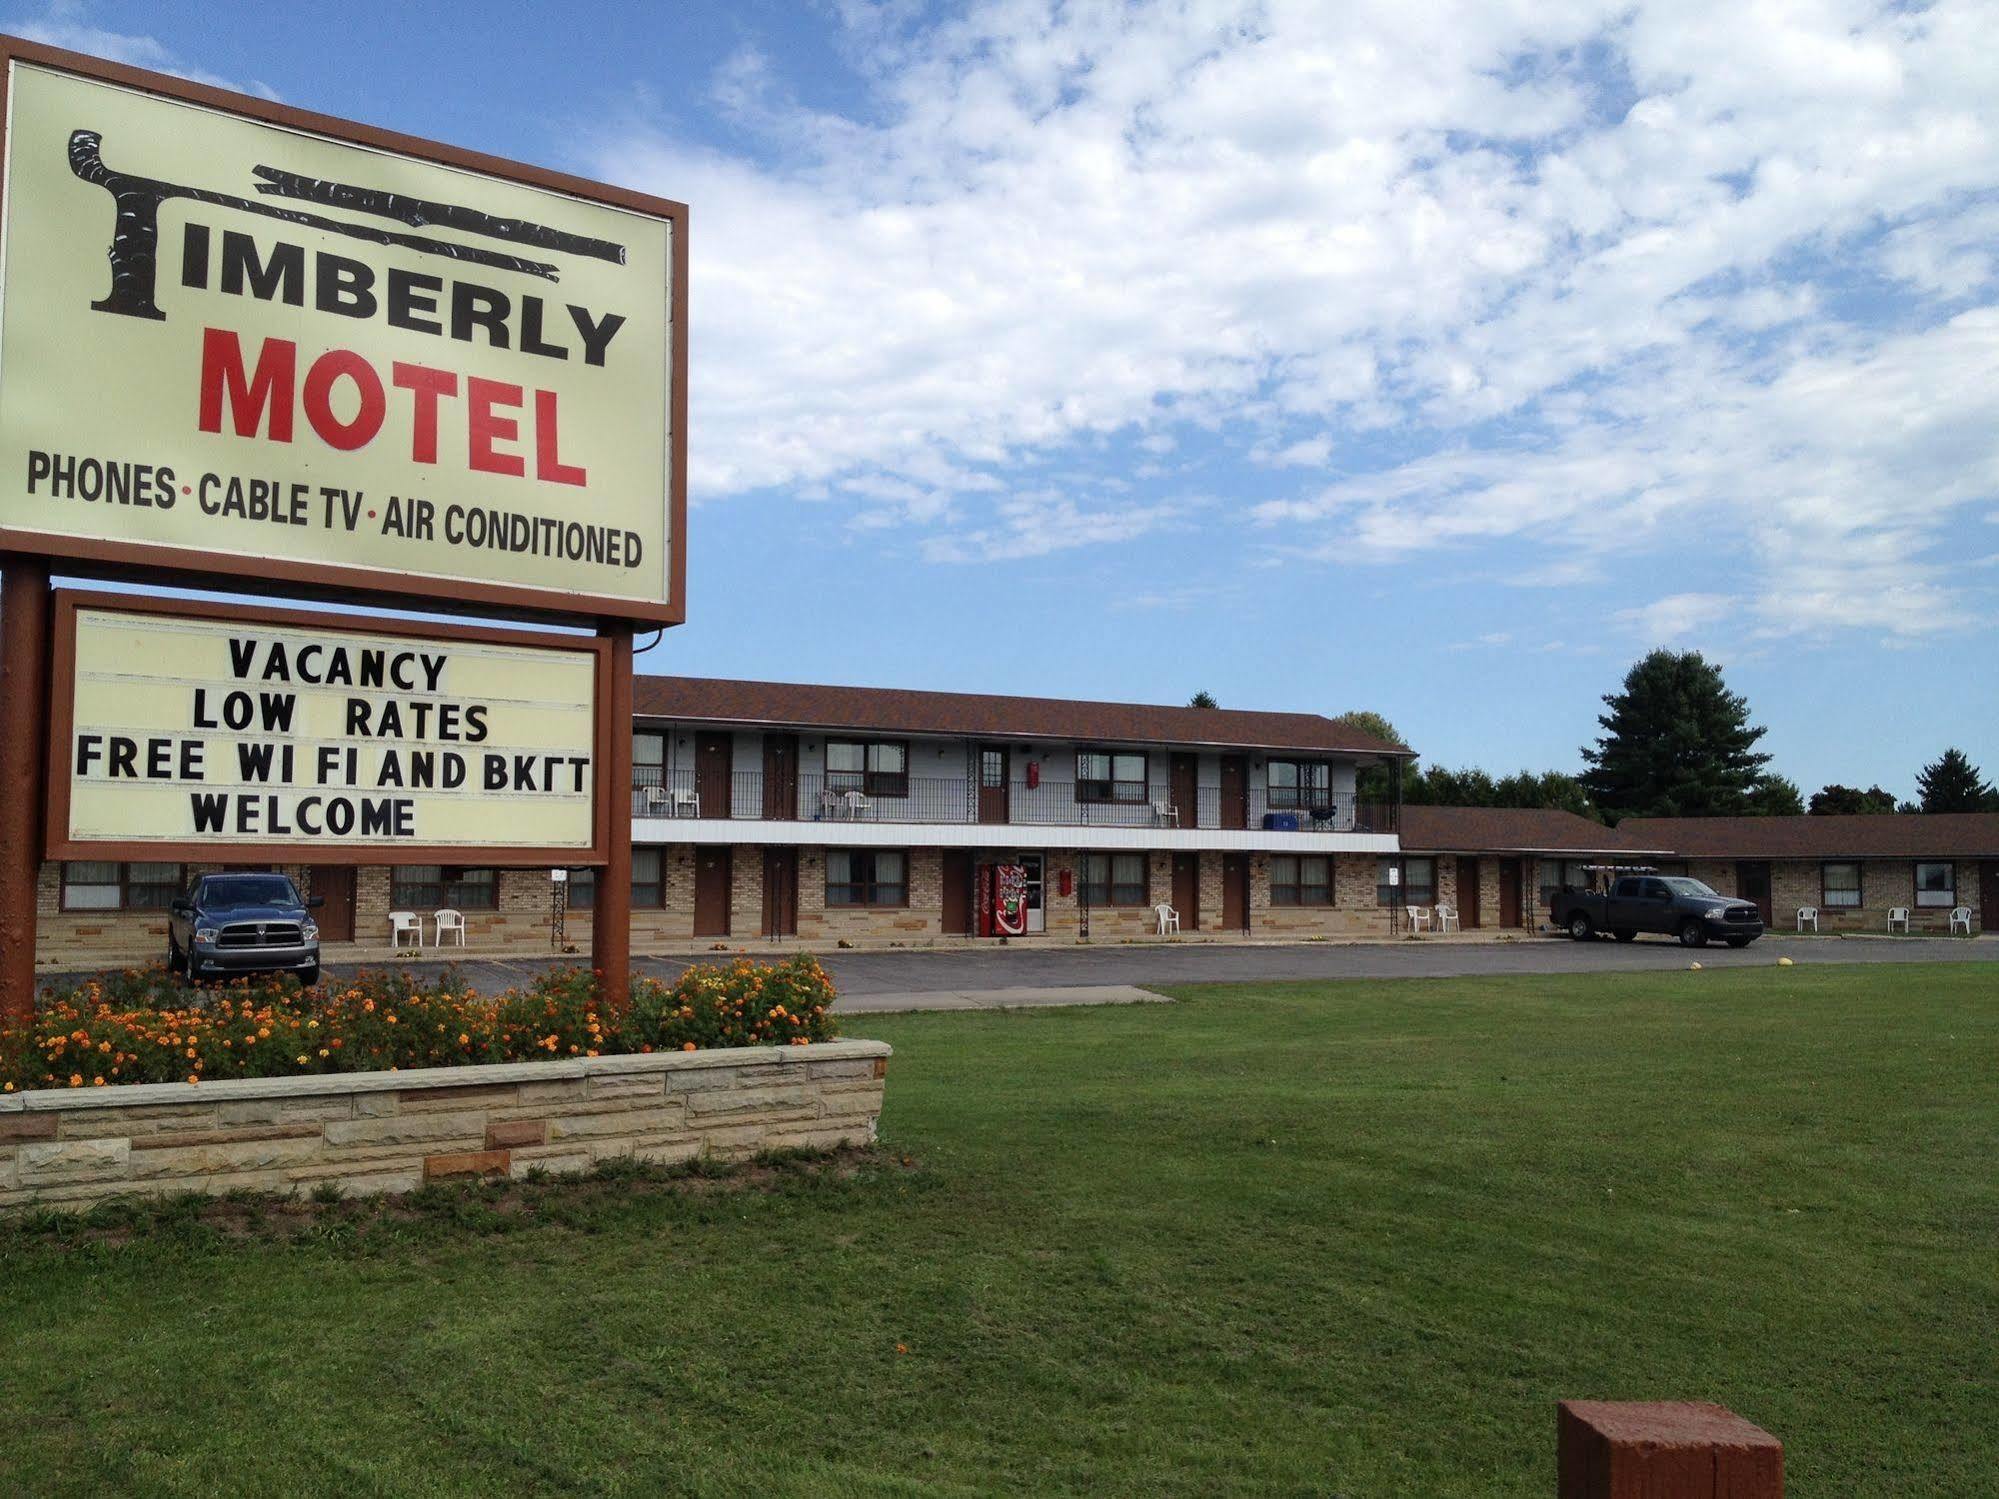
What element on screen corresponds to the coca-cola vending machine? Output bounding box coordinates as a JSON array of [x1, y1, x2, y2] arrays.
[[979, 862, 1029, 937]]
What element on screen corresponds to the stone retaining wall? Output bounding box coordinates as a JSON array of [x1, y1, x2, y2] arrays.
[[0, 1040, 891, 1212]]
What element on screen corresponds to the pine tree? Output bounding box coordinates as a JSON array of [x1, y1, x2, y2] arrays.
[[1580, 651, 1771, 821], [1187, 690, 1218, 709], [1914, 748, 1994, 813]]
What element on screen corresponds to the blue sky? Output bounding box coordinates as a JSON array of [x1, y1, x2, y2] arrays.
[[14, 0, 1999, 799]]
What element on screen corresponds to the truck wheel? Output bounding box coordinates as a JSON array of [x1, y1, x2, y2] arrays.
[[1567, 913, 1595, 941], [1613, 929, 1637, 943], [1678, 920, 1708, 948], [299, 964, 321, 987], [167, 938, 184, 975]]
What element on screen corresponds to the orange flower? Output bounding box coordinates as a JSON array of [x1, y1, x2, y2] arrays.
[[681, 1041, 697, 1053]]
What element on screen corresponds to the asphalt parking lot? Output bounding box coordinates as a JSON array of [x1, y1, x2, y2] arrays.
[[313, 932, 1992, 1009]]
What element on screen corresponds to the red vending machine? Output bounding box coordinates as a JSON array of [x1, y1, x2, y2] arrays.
[[978, 863, 1029, 936]]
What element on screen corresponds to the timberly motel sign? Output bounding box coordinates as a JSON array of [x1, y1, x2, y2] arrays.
[[0, 35, 687, 1019]]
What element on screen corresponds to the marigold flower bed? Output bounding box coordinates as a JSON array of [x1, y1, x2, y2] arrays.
[[0, 956, 838, 1093]]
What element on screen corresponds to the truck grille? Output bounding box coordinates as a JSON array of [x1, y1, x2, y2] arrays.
[[1723, 908, 1759, 924], [216, 922, 304, 949]]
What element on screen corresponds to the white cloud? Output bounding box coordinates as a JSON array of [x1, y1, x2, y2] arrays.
[[579, 0, 1999, 631], [12, 3, 280, 98], [1616, 592, 1738, 644]]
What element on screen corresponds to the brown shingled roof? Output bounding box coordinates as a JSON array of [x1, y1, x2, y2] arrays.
[[1619, 813, 1999, 859], [1399, 805, 1675, 855], [630, 675, 1411, 759]]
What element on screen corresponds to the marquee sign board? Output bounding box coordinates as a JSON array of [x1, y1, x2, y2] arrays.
[[0, 38, 686, 624], [46, 592, 611, 864]]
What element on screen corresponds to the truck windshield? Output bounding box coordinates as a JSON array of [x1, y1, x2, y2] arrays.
[[200, 876, 299, 909], [1659, 878, 1719, 899]]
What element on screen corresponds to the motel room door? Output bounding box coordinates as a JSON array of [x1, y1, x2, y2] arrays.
[[941, 850, 973, 935], [1219, 756, 1249, 830], [694, 847, 732, 937], [1735, 861, 1774, 926], [1454, 857, 1481, 928], [762, 735, 798, 821], [761, 848, 797, 938], [1221, 852, 1250, 932], [310, 867, 357, 943], [1981, 862, 1999, 932], [1172, 853, 1201, 930], [696, 732, 733, 819], [1497, 858, 1523, 928], [977, 745, 1010, 824]]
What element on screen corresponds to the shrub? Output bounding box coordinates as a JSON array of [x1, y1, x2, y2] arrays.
[[0, 957, 839, 1094]]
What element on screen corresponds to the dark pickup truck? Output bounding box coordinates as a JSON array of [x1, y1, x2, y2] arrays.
[[1550, 875, 1764, 948], [168, 872, 323, 985]]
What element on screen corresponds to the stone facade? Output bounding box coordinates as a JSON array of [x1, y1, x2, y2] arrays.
[[0, 1040, 891, 1212]]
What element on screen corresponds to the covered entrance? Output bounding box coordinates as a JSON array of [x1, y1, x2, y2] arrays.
[[1497, 858, 1523, 928], [761, 847, 797, 938], [1982, 862, 1999, 933], [1171, 852, 1201, 931]]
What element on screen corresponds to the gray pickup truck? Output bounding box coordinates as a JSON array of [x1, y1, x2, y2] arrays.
[[168, 872, 323, 985], [1550, 874, 1764, 948]]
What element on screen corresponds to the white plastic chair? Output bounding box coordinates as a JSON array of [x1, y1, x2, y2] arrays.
[[1796, 906, 1818, 932], [643, 784, 672, 811], [1153, 902, 1181, 936], [669, 787, 700, 817], [1949, 905, 1973, 935], [433, 908, 466, 947], [1887, 906, 1910, 934], [1405, 905, 1431, 934], [389, 910, 423, 947], [1151, 800, 1179, 828], [1434, 903, 1459, 934], [841, 789, 873, 819]]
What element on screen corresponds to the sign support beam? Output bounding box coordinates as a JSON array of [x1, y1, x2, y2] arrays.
[[591, 628, 634, 1006], [0, 557, 50, 1024]]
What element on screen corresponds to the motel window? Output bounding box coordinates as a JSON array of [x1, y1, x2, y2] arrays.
[[632, 731, 666, 790], [1377, 856, 1435, 906], [1821, 862, 1862, 910], [1080, 853, 1149, 907], [394, 866, 499, 910], [567, 848, 664, 911], [826, 740, 909, 797], [60, 861, 183, 912], [827, 850, 907, 907], [1914, 861, 1956, 908], [1267, 760, 1334, 810], [1076, 750, 1148, 804], [1538, 859, 1592, 909], [1270, 855, 1333, 907]]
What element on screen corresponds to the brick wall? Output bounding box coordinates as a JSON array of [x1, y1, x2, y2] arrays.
[[0, 1040, 891, 1212]]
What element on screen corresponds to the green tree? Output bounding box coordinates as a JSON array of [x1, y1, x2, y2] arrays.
[[1809, 783, 1898, 815], [1580, 651, 1771, 821], [1187, 690, 1218, 709], [1914, 748, 1994, 813], [1744, 774, 1804, 817], [1491, 770, 1601, 820]]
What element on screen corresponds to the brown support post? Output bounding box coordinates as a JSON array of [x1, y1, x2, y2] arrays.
[[0, 558, 52, 1025], [591, 627, 634, 1007]]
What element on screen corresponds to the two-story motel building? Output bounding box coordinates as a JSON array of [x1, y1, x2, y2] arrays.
[[38, 674, 1994, 966]]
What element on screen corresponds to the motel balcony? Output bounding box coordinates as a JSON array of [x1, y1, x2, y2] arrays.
[[629, 769, 1400, 853]]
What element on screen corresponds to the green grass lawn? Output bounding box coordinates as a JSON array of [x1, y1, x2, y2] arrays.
[[1, 963, 1993, 1497]]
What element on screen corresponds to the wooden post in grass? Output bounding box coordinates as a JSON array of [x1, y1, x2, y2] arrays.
[[1558, 1401, 1782, 1498]]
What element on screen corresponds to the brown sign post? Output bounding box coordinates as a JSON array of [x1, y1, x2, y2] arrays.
[[0, 33, 688, 1020]]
